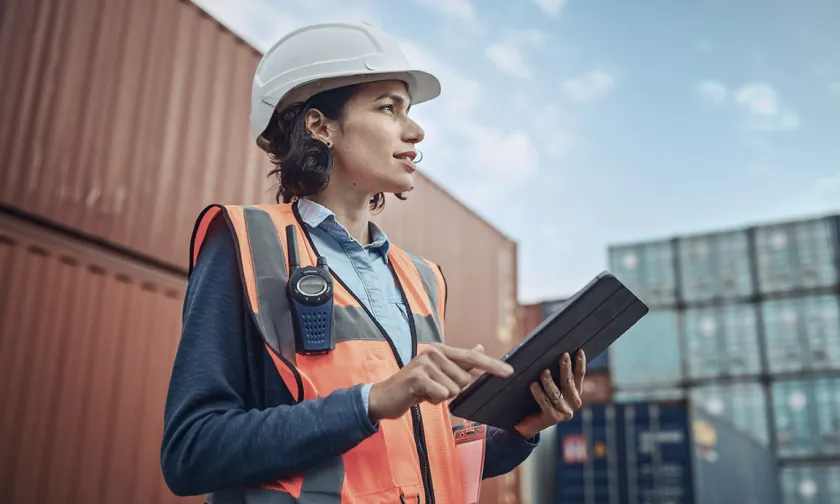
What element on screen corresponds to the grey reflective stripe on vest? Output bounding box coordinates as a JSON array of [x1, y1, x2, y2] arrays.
[[242, 206, 299, 364], [413, 314, 443, 344], [403, 251, 444, 343], [235, 207, 344, 503], [206, 457, 344, 504], [334, 305, 387, 342]]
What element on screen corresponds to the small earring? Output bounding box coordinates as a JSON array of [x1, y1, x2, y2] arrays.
[[325, 140, 332, 148]]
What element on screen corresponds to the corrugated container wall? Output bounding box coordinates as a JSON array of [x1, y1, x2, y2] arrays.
[[780, 463, 840, 504], [609, 309, 683, 389], [552, 401, 780, 504], [608, 240, 678, 307], [677, 230, 754, 303], [0, 0, 269, 267], [0, 213, 200, 504], [683, 303, 763, 380], [761, 294, 840, 373], [688, 381, 769, 445], [771, 377, 840, 459], [0, 0, 520, 359], [754, 217, 839, 295]]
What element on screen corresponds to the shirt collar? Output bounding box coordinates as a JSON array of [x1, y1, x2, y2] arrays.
[[296, 199, 391, 258]]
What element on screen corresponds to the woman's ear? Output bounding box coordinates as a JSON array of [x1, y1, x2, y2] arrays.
[[304, 108, 334, 147]]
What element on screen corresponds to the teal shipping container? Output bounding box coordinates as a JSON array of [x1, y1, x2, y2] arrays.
[[772, 377, 840, 459], [781, 463, 840, 504], [677, 230, 754, 303], [683, 303, 762, 379], [610, 309, 683, 388], [609, 240, 678, 308], [762, 295, 840, 373], [754, 216, 839, 295]]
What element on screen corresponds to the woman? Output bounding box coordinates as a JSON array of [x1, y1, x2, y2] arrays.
[[161, 21, 586, 503]]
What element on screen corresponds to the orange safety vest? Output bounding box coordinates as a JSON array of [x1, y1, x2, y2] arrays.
[[190, 202, 486, 504]]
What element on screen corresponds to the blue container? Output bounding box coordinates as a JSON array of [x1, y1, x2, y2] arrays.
[[553, 400, 780, 504]]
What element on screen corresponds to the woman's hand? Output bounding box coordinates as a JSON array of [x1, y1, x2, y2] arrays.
[[368, 343, 513, 422], [513, 350, 586, 439]]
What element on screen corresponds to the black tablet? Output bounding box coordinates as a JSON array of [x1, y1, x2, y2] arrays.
[[448, 271, 648, 430]]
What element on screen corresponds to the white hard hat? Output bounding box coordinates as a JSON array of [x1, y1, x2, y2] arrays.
[[250, 21, 441, 140]]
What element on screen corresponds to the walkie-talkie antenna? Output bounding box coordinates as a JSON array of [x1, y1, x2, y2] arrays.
[[286, 225, 299, 273]]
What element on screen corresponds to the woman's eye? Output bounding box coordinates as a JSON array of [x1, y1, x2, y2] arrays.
[[380, 104, 394, 113]]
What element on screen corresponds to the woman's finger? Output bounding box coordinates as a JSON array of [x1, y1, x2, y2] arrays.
[[530, 381, 570, 422], [427, 347, 475, 389], [540, 369, 565, 408], [560, 357, 582, 411], [574, 349, 587, 396]]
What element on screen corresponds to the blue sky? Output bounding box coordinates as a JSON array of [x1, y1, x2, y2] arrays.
[[193, 0, 840, 303]]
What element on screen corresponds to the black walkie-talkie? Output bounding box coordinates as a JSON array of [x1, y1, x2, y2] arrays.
[[286, 225, 335, 355]]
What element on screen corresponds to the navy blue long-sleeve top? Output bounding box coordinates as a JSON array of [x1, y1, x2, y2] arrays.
[[160, 201, 538, 497]]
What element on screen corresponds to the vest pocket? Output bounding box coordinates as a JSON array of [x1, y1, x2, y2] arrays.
[[342, 356, 424, 497]]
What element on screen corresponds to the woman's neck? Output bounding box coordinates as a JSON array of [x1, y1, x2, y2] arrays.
[[307, 187, 373, 245]]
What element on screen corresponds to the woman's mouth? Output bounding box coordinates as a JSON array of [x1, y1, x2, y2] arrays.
[[394, 152, 417, 172]]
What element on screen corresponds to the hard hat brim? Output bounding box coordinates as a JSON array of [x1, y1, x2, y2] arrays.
[[251, 69, 441, 140]]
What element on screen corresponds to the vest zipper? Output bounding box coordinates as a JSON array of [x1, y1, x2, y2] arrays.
[[293, 204, 436, 503]]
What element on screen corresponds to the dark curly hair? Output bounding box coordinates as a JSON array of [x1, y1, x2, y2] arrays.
[[258, 84, 408, 211]]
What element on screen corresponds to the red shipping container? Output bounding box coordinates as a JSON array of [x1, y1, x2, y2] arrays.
[[0, 212, 198, 503]]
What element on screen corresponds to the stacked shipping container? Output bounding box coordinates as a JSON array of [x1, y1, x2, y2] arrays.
[[605, 213, 840, 503], [0, 1, 521, 503]]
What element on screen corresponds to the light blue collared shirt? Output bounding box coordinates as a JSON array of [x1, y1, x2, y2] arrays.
[[296, 198, 413, 411]]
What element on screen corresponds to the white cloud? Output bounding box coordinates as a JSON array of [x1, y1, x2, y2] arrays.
[[483, 28, 548, 79], [697, 80, 727, 105], [452, 124, 541, 204], [510, 28, 549, 47], [410, 0, 475, 21], [734, 82, 800, 132], [532, 0, 566, 17], [561, 70, 616, 103], [485, 43, 532, 78], [398, 40, 483, 114], [396, 41, 543, 203], [735, 83, 779, 116]]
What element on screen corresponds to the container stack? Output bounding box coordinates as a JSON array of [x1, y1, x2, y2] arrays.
[[606, 214, 840, 503]]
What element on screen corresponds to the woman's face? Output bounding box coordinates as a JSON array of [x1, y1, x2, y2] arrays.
[[318, 80, 426, 197]]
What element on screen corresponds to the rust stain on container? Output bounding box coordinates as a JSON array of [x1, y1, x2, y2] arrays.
[[0, 213, 200, 503]]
